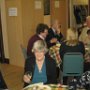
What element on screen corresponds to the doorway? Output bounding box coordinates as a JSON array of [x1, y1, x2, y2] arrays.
[[0, 11, 5, 63]]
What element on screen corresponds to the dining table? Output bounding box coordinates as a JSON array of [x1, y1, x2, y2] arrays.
[[23, 83, 86, 90], [23, 84, 68, 90]]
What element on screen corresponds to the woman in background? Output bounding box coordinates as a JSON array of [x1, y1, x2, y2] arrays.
[[59, 28, 85, 84], [23, 40, 57, 87], [60, 28, 85, 60]]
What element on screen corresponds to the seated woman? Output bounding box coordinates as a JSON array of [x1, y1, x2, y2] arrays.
[[59, 28, 85, 84], [60, 28, 85, 60], [23, 40, 57, 87]]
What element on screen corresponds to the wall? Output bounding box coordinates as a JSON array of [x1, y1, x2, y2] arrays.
[[21, 0, 43, 47], [5, 0, 24, 67], [44, 15, 51, 27], [4, 0, 44, 67], [50, 0, 68, 37], [1, 0, 68, 67], [73, 0, 88, 5]]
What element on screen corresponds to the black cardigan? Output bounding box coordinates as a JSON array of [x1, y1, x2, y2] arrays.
[[46, 28, 64, 48], [59, 41, 85, 60], [24, 55, 57, 87]]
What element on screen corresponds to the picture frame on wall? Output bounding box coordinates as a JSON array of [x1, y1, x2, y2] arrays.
[[44, 0, 50, 15]]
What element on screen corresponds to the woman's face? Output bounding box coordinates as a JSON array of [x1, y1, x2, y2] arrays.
[[34, 49, 45, 61]]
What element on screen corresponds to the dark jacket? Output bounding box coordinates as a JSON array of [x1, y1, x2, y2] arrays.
[[46, 28, 64, 48], [59, 41, 85, 60], [24, 55, 57, 87]]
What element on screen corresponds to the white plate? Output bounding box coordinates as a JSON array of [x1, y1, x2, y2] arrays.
[[24, 83, 51, 90], [23, 82, 43, 90], [37, 85, 51, 90], [61, 85, 68, 88]]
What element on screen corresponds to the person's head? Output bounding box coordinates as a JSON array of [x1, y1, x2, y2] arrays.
[[32, 40, 48, 61], [86, 16, 90, 28], [66, 28, 78, 46], [51, 19, 60, 31], [87, 29, 90, 38], [36, 23, 49, 39]]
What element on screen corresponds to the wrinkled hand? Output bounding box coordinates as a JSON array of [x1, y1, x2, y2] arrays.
[[23, 74, 32, 83], [50, 38, 57, 43]]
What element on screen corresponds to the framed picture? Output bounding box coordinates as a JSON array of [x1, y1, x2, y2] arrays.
[[44, 0, 50, 15]]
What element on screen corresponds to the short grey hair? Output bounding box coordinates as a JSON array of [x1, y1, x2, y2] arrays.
[[32, 40, 48, 53]]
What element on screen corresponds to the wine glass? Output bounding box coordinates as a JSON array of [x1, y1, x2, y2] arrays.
[[25, 71, 32, 83]]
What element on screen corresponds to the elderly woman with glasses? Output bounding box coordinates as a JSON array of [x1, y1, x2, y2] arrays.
[[23, 40, 57, 87]]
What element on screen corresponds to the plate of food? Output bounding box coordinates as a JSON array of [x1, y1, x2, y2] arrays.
[[24, 83, 51, 90]]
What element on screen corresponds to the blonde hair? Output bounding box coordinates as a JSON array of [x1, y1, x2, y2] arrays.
[[86, 16, 90, 20], [32, 40, 48, 53], [66, 28, 78, 46]]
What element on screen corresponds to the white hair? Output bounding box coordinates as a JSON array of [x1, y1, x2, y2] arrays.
[[32, 40, 48, 53]]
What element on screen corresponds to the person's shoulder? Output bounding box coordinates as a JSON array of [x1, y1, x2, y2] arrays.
[[28, 34, 36, 41], [30, 34, 39, 39], [45, 54, 55, 62], [49, 28, 52, 30], [48, 28, 53, 33], [80, 26, 88, 34], [29, 34, 41, 42], [61, 41, 66, 45], [60, 32, 63, 35], [26, 56, 35, 63], [78, 41, 84, 45]]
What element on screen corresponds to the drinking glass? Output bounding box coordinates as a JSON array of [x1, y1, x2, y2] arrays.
[[25, 71, 32, 83]]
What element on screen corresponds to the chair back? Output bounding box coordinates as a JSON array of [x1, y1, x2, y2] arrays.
[[20, 45, 27, 60], [63, 52, 84, 76]]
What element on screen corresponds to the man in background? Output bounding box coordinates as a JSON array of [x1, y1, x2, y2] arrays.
[[27, 23, 49, 57], [46, 19, 64, 48]]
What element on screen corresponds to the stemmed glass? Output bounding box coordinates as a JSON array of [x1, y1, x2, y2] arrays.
[[25, 71, 32, 83]]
